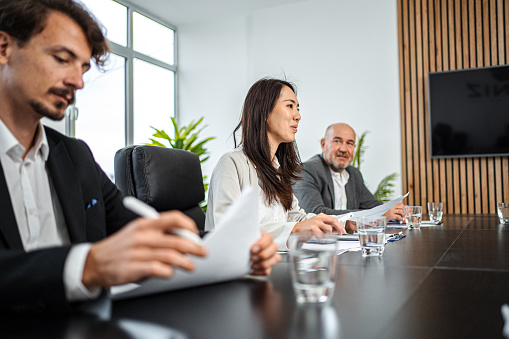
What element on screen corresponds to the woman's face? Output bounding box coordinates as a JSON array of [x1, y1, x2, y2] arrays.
[[266, 85, 301, 150]]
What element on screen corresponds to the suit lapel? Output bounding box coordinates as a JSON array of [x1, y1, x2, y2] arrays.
[[46, 134, 87, 243], [319, 155, 335, 206], [345, 167, 355, 209], [0, 163, 24, 249]]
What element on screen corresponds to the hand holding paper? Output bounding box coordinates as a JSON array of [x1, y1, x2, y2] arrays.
[[333, 193, 409, 222], [112, 187, 260, 299]]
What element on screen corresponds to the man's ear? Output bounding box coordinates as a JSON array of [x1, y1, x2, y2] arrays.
[[0, 31, 13, 64], [320, 138, 325, 151]]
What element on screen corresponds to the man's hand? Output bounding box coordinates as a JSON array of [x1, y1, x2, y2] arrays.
[[345, 220, 357, 233], [250, 231, 280, 276], [292, 213, 346, 237], [82, 211, 207, 289], [383, 202, 406, 222]]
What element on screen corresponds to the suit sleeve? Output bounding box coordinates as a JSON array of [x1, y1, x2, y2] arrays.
[[0, 246, 71, 314]]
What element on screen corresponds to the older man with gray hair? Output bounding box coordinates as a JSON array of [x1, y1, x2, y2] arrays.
[[294, 123, 405, 230]]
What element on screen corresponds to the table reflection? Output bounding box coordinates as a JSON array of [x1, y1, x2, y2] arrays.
[[287, 304, 340, 339]]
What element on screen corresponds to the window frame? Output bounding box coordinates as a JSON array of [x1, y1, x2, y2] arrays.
[[67, 0, 178, 147]]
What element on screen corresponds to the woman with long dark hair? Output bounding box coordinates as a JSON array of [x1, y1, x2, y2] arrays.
[[205, 78, 345, 249]]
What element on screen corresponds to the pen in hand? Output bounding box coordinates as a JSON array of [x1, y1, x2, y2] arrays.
[[123, 196, 204, 246]]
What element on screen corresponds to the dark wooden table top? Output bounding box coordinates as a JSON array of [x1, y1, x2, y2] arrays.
[[4, 215, 509, 338]]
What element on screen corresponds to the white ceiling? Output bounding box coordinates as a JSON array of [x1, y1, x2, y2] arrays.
[[125, 0, 308, 26]]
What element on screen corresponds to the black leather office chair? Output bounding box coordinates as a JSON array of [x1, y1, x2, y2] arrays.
[[114, 145, 206, 232]]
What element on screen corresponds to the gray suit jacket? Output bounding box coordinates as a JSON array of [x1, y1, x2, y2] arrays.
[[294, 154, 381, 215]]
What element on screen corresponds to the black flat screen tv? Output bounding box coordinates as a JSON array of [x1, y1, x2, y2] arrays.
[[428, 65, 509, 158]]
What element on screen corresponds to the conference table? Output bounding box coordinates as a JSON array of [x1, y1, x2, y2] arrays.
[[5, 215, 509, 338]]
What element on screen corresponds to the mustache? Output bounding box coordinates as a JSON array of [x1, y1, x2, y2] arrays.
[[336, 151, 349, 157], [49, 87, 75, 105]]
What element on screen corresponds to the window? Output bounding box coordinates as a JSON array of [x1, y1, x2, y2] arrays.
[[67, 0, 176, 179]]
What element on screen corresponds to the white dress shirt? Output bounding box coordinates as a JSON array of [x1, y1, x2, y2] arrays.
[[0, 119, 99, 301], [258, 157, 288, 225], [330, 168, 350, 210]]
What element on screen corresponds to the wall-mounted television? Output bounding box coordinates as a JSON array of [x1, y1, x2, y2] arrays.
[[428, 65, 509, 159]]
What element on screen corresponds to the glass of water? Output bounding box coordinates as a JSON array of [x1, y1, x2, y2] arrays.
[[427, 202, 444, 224], [356, 216, 387, 256], [404, 206, 422, 229], [497, 203, 509, 224], [288, 233, 338, 303]]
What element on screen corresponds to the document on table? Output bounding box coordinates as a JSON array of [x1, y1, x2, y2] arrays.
[[111, 187, 260, 300]]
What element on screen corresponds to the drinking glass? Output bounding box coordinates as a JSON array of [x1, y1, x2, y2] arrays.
[[427, 202, 443, 224], [288, 233, 338, 303], [404, 206, 422, 229], [356, 216, 387, 256], [497, 203, 509, 224]]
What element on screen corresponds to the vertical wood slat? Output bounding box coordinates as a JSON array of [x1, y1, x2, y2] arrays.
[[467, 0, 476, 213], [410, 0, 420, 206], [398, 0, 407, 206], [451, 1, 461, 213], [397, 0, 509, 215], [403, 0, 413, 206], [416, 0, 426, 208], [422, 0, 433, 207]]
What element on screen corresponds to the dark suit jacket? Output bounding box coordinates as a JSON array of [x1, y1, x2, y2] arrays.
[[294, 154, 382, 215], [0, 127, 136, 314]]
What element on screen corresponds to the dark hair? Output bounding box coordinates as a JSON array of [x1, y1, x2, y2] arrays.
[[0, 0, 109, 68], [233, 78, 302, 211]]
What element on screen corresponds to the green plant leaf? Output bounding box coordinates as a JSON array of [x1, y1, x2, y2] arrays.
[[171, 117, 180, 141], [374, 172, 398, 202], [150, 126, 172, 142], [147, 139, 166, 147], [352, 131, 369, 170], [183, 133, 199, 150]]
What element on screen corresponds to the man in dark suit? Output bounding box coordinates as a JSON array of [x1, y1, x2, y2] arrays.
[[0, 0, 279, 314], [294, 123, 405, 229]]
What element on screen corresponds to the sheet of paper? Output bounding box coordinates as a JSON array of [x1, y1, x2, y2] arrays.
[[345, 192, 409, 221], [338, 240, 361, 252], [111, 187, 260, 300]]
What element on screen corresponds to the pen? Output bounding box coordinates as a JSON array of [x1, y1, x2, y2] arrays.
[[387, 234, 406, 242], [123, 196, 204, 246]]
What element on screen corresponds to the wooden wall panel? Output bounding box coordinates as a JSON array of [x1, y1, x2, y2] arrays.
[[398, 0, 509, 214]]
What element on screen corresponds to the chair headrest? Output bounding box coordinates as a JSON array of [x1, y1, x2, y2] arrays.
[[115, 145, 205, 212]]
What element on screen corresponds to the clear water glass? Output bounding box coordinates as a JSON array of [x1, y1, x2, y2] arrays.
[[497, 203, 509, 224], [356, 216, 387, 256], [288, 233, 338, 303], [427, 202, 443, 224], [404, 206, 422, 229]]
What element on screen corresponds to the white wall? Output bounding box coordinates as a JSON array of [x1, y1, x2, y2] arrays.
[[178, 0, 402, 198]]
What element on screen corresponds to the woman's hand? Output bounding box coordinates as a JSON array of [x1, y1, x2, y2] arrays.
[[291, 213, 346, 238], [250, 231, 281, 276]]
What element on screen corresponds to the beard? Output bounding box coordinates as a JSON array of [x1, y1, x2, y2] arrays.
[[328, 152, 351, 172], [29, 87, 75, 121]]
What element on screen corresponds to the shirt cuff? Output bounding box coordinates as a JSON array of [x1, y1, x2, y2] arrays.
[[63, 243, 102, 301]]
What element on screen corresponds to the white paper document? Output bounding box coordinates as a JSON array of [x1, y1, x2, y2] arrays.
[[336, 192, 409, 222], [111, 187, 260, 300]]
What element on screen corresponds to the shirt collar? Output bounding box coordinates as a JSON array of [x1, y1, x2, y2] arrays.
[[0, 118, 49, 161], [272, 156, 280, 170], [330, 167, 350, 181]]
